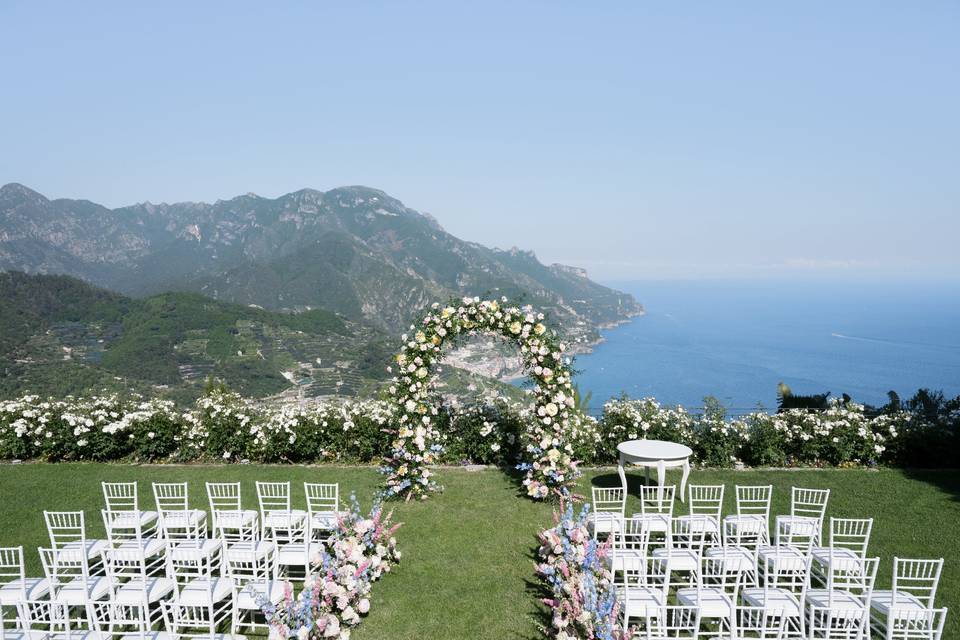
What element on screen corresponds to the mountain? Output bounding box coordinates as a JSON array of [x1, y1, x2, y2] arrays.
[[0, 271, 393, 402], [0, 183, 642, 341]]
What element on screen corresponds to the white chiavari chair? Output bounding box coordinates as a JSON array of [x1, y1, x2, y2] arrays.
[[100, 548, 173, 629], [775, 487, 829, 547], [589, 487, 625, 541], [735, 605, 787, 639], [722, 485, 772, 550], [870, 558, 945, 640], [101, 485, 157, 543], [877, 607, 948, 640], [254, 483, 305, 541], [222, 543, 280, 636], [620, 555, 669, 632], [633, 605, 701, 639], [633, 485, 676, 541], [38, 548, 110, 631], [651, 516, 708, 590], [1, 547, 52, 633], [158, 600, 240, 640], [204, 485, 257, 544], [676, 556, 744, 638], [742, 547, 811, 638], [152, 485, 206, 541], [677, 485, 724, 546], [43, 513, 106, 571], [608, 517, 650, 578], [811, 518, 873, 585], [805, 556, 878, 640], [303, 483, 339, 543]]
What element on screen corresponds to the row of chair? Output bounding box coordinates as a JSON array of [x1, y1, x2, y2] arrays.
[[0, 481, 344, 639], [588, 483, 947, 639]]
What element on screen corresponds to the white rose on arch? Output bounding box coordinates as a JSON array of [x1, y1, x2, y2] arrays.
[[382, 298, 581, 501]]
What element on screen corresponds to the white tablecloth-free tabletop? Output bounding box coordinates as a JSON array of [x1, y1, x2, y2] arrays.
[[616, 439, 693, 502]]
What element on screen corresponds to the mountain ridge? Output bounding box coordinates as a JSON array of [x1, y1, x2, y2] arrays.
[[1, 182, 643, 344]]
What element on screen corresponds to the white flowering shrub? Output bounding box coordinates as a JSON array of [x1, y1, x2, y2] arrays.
[[593, 397, 695, 463]]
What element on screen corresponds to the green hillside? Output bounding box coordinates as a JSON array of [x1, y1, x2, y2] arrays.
[[0, 272, 393, 401]]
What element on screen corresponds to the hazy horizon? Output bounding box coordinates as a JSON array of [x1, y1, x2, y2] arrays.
[[2, 2, 958, 281]]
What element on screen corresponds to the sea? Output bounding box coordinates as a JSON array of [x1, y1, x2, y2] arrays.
[[570, 279, 960, 413]]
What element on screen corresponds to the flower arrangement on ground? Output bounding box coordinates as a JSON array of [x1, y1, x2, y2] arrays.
[[259, 496, 401, 640], [535, 502, 629, 640]]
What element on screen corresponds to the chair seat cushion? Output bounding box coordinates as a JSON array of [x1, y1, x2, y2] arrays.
[[214, 510, 258, 528], [704, 546, 757, 571], [115, 577, 177, 604], [53, 577, 112, 604], [262, 511, 307, 530], [676, 587, 734, 617], [650, 547, 698, 571], [870, 591, 927, 616], [107, 511, 159, 529], [630, 513, 670, 533], [806, 589, 868, 617], [723, 514, 767, 535], [811, 547, 863, 571], [113, 538, 166, 558], [675, 515, 720, 535], [618, 585, 666, 618], [276, 543, 322, 566], [225, 541, 276, 562], [169, 539, 222, 561], [742, 587, 802, 617], [161, 510, 207, 528], [179, 577, 232, 604], [758, 545, 808, 570], [0, 577, 52, 604], [608, 549, 647, 573], [56, 539, 108, 562], [310, 512, 340, 531], [237, 579, 286, 609]]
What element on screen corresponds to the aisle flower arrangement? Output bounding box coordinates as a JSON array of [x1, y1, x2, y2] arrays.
[[383, 297, 580, 501], [535, 503, 629, 640], [259, 497, 401, 640]]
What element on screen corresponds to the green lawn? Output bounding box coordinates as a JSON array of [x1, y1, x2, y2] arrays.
[[0, 464, 956, 639]]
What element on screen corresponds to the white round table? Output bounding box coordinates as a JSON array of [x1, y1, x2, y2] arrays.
[[616, 439, 692, 502]]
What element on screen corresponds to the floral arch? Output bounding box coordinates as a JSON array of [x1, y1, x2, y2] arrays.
[[382, 297, 581, 501]]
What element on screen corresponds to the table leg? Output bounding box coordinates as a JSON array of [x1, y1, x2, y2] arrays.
[[656, 460, 665, 502], [617, 454, 628, 494], [680, 458, 690, 503], [645, 465, 650, 486]]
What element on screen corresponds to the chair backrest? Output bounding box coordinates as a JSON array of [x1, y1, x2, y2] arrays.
[[668, 515, 709, 555], [16, 599, 72, 636], [153, 482, 190, 512], [610, 517, 650, 578], [735, 485, 773, 518], [736, 605, 786, 639], [825, 556, 878, 603], [891, 557, 944, 609], [89, 601, 154, 638], [224, 541, 276, 585], [638, 605, 701, 639], [101, 508, 148, 545], [591, 486, 626, 515], [206, 481, 242, 512], [159, 509, 206, 542], [828, 517, 873, 558], [0, 546, 25, 591], [212, 509, 259, 543], [165, 541, 217, 586], [101, 545, 158, 585], [103, 482, 139, 512], [639, 485, 675, 517], [38, 546, 91, 592], [263, 508, 309, 546], [807, 604, 869, 638], [304, 483, 339, 515], [885, 607, 948, 640], [256, 481, 292, 514], [44, 510, 86, 550], [790, 487, 829, 521], [698, 555, 745, 599], [761, 546, 811, 597], [775, 516, 818, 552], [159, 600, 219, 638], [687, 484, 724, 520]]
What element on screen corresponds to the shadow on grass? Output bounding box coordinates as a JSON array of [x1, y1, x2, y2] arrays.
[[590, 471, 652, 493], [900, 468, 960, 504], [519, 537, 553, 640]]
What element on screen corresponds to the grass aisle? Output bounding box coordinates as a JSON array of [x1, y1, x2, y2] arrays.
[[0, 465, 956, 639]]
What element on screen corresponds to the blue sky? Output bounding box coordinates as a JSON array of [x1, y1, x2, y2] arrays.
[[1, 2, 958, 280]]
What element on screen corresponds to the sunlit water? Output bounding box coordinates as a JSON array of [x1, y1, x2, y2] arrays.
[[570, 279, 960, 411]]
